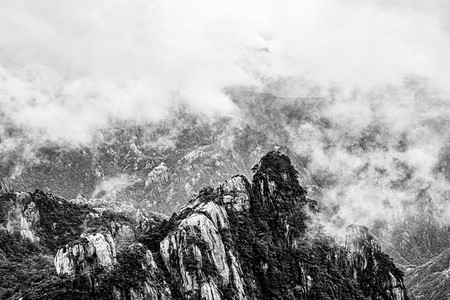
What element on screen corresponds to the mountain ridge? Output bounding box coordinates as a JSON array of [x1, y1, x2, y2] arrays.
[[0, 151, 408, 299]]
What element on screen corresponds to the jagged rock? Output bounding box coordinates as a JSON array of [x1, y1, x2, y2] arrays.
[[160, 188, 246, 300], [181, 197, 230, 231], [134, 209, 169, 233], [145, 162, 169, 187], [156, 151, 409, 300], [0, 192, 40, 242], [53, 230, 172, 299], [54, 232, 117, 276], [160, 213, 229, 299], [227, 250, 247, 300], [405, 248, 450, 299], [219, 175, 250, 211], [0, 151, 410, 300], [184, 182, 195, 196]]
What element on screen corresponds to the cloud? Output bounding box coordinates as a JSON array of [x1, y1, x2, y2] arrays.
[[1, 0, 450, 145], [277, 78, 450, 238]]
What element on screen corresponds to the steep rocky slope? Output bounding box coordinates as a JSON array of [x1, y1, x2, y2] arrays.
[[0, 187, 166, 299], [4, 91, 450, 276], [404, 248, 450, 299], [0, 151, 408, 299]]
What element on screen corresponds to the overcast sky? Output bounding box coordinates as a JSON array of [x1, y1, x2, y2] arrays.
[[0, 0, 449, 143]]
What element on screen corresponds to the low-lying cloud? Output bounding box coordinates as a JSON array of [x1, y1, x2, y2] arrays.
[[278, 79, 450, 239]]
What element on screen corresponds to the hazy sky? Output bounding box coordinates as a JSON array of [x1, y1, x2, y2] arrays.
[[1, 0, 450, 144]]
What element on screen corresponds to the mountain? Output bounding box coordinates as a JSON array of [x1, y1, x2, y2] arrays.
[[404, 248, 450, 300], [3, 110, 282, 215], [2, 90, 450, 298], [0, 151, 408, 299]]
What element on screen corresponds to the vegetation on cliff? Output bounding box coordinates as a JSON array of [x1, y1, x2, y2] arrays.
[[0, 151, 408, 299]]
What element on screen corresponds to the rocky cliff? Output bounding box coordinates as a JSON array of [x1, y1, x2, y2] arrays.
[[0, 151, 408, 299], [404, 248, 450, 299], [0, 188, 169, 299], [143, 151, 409, 300], [4, 91, 450, 300]]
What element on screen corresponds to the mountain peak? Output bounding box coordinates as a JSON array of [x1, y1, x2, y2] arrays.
[[0, 152, 409, 299]]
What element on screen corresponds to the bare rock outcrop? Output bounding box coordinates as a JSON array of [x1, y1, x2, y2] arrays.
[[404, 248, 450, 299], [54, 232, 117, 276], [0, 192, 40, 242], [145, 162, 170, 187], [54, 234, 172, 300], [155, 151, 409, 300], [0, 151, 409, 299], [160, 189, 246, 300], [218, 175, 250, 211]]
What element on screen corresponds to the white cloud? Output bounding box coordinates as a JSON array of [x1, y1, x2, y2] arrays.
[[1, 0, 450, 144]]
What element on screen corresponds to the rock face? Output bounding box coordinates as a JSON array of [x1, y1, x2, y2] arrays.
[[0, 151, 409, 299], [218, 175, 250, 211], [155, 151, 409, 300], [160, 197, 244, 300], [145, 162, 170, 187], [53, 232, 172, 300], [0, 192, 40, 242], [404, 248, 450, 299], [0, 189, 173, 299], [54, 232, 117, 276]]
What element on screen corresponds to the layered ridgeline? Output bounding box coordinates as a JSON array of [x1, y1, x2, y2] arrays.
[[2, 110, 277, 215], [0, 151, 408, 299], [5, 91, 450, 284], [404, 249, 450, 299]]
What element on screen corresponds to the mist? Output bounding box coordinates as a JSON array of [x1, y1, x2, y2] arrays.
[[2, 0, 450, 141], [285, 79, 450, 232]]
